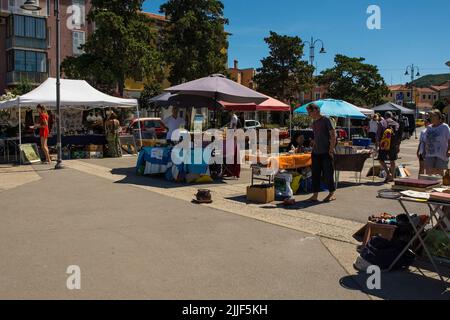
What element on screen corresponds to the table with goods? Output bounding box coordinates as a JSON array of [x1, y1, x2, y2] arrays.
[[353, 176, 450, 289]]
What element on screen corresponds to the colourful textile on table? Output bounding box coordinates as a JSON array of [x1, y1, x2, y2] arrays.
[[277, 154, 312, 170]]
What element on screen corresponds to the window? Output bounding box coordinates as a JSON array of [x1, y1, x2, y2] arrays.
[[12, 15, 46, 39], [72, 31, 85, 55], [72, 0, 86, 29], [423, 95, 426, 100], [434, 95, 437, 100], [14, 50, 26, 71], [47, 0, 51, 16], [407, 92, 410, 97], [143, 121, 162, 129], [315, 92, 321, 100], [11, 49, 47, 73]]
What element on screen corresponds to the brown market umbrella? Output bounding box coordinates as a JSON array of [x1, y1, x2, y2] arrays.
[[164, 74, 268, 104]]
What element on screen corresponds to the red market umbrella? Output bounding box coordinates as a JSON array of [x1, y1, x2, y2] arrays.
[[220, 95, 290, 112]]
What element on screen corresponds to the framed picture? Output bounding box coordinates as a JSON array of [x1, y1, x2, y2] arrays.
[[119, 135, 137, 155], [20, 143, 41, 164]]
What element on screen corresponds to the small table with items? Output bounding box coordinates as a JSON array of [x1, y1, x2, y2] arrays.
[[378, 191, 449, 288]]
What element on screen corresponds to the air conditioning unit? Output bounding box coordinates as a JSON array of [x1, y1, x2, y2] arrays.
[[0, 18, 6, 25]]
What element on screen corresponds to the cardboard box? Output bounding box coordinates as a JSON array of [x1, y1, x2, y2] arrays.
[[247, 185, 275, 204], [354, 222, 397, 245], [71, 150, 88, 159], [86, 144, 103, 152], [88, 151, 103, 159]]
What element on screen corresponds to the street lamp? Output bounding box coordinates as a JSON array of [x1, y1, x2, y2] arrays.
[[304, 37, 326, 68], [22, 0, 63, 169], [405, 64, 420, 139], [303, 37, 326, 104]]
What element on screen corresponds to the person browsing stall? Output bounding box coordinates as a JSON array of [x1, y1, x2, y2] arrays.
[[306, 103, 337, 203], [368, 114, 379, 143], [164, 107, 186, 142], [417, 117, 431, 176], [288, 133, 305, 153], [35, 105, 51, 164], [423, 110, 450, 176], [377, 111, 400, 183]]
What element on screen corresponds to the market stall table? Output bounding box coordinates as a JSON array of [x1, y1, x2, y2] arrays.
[[334, 152, 373, 187], [379, 195, 449, 288], [245, 153, 312, 170], [21, 134, 107, 147]]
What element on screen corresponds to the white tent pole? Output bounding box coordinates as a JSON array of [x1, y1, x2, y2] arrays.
[[136, 104, 143, 149]]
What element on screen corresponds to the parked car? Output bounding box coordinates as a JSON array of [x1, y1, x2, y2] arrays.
[[125, 118, 168, 139], [243, 120, 262, 130], [221, 120, 262, 131]]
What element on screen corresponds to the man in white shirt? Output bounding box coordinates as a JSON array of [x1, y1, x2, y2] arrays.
[[164, 107, 186, 141], [229, 112, 238, 130], [368, 114, 379, 143]]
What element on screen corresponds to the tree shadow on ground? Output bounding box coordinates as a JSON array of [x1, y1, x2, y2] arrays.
[[110, 167, 248, 189], [340, 260, 450, 300]]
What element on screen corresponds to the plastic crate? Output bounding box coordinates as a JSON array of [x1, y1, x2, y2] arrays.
[[352, 138, 371, 148]]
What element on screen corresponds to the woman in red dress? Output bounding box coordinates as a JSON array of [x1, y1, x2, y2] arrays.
[[36, 104, 51, 164]]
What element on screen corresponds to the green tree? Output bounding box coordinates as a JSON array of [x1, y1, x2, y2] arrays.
[[434, 99, 447, 112], [11, 79, 32, 96], [62, 1, 163, 96], [160, 0, 229, 84], [139, 82, 163, 110], [318, 54, 389, 107], [254, 31, 314, 104]]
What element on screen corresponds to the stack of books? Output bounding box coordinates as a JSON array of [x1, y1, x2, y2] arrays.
[[429, 192, 450, 204], [392, 178, 441, 192]]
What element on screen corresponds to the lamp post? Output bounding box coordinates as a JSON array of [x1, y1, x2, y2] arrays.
[[303, 37, 325, 104], [405, 64, 420, 139], [304, 37, 326, 70], [21, 0, 63, 169]]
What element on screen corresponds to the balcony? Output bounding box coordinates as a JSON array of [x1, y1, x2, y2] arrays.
[[6, 36, 47, 50], [0, 2, 47, 17], [6, 71, 48, 85]]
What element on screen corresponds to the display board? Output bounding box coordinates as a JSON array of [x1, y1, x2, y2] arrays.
[[119, 135, 137, 155], [20, 143, 41, 164]]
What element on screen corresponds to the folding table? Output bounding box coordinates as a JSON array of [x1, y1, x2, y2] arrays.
[[381, 196, 449, 288]]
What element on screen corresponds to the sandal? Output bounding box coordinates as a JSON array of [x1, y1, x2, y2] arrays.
[[323, 195, 337, 203]]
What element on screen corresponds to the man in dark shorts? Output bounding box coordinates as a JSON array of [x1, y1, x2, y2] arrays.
[[306, 103, 337, 203], [377, 111, 400, 183]]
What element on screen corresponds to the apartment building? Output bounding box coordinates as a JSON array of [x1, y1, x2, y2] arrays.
[[228, 60, 256, 89], [385, 83, 449, 111], [0, 0, 91, 94]]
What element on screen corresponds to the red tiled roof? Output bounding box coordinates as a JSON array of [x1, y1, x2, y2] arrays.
[[416, 87, 438, 94], [430, 85, 450, 91], [389, 85, 409, 91]]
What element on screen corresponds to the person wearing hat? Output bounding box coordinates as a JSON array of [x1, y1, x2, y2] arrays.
[[377, 111, 400, 183], [306, 103, 337, 203]]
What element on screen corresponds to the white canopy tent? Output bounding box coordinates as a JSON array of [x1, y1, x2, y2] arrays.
[[357, 107, 375, 116], [0, 78, 141, 163], [0, 78, 137, 108]]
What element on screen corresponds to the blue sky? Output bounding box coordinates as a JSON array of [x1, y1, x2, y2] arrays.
[[143, 0, 450, 85]]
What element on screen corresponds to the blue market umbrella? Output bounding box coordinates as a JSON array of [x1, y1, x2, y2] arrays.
[[294, 99, 367, 119]]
